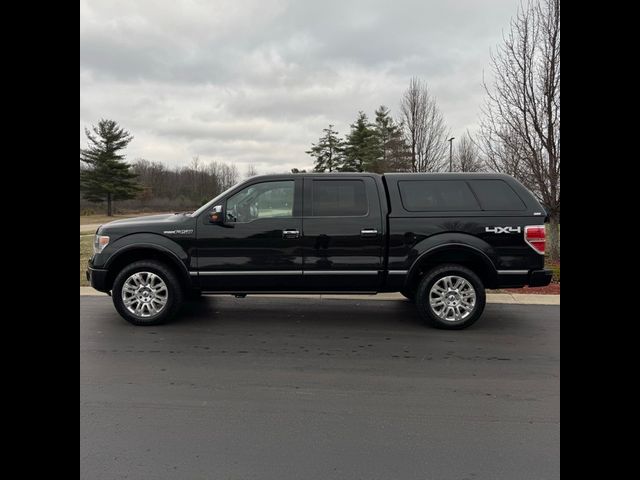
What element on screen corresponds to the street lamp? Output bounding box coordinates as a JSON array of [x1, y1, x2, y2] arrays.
[[448, 137, 455, 172]]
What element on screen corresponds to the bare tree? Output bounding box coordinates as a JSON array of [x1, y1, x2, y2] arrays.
[[189, 155, 207, 203], [245, 163, 259, 179], [479, 0, 560, 260], [103, 157, 241, 213], [454, 132, 484, 172], [208, 160, 239, 191], [400, 77, 450, 172]]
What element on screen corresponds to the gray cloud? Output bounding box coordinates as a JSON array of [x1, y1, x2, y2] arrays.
[[80, 0, 517, 172]]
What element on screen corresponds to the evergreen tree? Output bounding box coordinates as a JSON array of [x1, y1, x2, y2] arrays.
[[386, 122, 413, 172], [373, 106, 411, 172], [80, 119, 141, 216], [306, 124, 344, 172], [342, 112, 380, 172]]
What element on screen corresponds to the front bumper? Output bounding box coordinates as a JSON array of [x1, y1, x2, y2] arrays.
[[86, 266, 109, 292]]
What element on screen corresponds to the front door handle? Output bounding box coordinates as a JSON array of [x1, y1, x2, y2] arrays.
[[360, 228, 378, 238], [282, 229, 300, 239]]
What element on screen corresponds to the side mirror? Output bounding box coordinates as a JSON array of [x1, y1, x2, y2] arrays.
[[209, 205, 224, 224]]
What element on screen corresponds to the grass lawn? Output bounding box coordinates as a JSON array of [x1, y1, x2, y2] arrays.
[[80, 235, 93, 286]]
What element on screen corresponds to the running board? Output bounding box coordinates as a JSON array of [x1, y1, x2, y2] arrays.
[[201, 291, 378, 296]]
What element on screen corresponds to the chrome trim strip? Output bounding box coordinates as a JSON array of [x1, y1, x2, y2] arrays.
[[191, 270, 380, 276], [193, 269, 527, 276], [304, 270, 379, 275], [193, 271, 303, 276]]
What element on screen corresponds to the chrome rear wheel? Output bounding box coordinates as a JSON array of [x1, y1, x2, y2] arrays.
[[415, 264, 486, 330], [429, 275, 476, 322]]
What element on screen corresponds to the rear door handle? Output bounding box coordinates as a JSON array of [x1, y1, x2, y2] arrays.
[[360, 228, 378, 238], [282, 229, 300, 239]]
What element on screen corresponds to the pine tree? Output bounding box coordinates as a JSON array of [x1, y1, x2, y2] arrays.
[[373, 106, 411, 172], [386, 122, 413, 172], [342, 112, 380, 172], [306, 124, 344, 172], [80, 119, 141, 216]]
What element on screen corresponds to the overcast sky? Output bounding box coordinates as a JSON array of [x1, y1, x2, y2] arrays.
[[80, 0, 518, 174]]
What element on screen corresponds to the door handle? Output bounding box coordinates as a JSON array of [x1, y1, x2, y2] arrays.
[[282, 229, 300, 239], [360, 228, 378, 238]]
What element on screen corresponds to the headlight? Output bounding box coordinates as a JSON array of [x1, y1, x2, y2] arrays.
[[93, 235, 110, 254]]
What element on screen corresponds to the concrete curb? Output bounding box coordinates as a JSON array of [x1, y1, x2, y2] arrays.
[[80, 287, 559, 305]]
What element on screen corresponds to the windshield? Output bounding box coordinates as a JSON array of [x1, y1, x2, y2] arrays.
[[190, 184, 239, 217]]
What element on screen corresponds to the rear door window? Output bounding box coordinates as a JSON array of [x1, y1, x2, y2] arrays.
[[311, 180, 368, 216]]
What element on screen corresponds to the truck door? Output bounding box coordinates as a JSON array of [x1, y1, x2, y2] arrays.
[[302, 176, 384, 291], [195, 177, 304, 291]]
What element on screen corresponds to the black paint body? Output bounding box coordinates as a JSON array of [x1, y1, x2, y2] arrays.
[[87, 173, 551, 294]]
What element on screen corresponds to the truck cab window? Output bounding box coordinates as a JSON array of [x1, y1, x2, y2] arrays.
[[226, 181, 294, 223], [311, 179, 368, 216]]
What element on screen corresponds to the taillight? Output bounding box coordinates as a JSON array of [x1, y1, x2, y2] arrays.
[[524, 225, 545, 255]]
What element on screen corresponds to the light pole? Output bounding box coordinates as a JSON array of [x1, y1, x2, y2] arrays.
[[448, 137, 455, 172]]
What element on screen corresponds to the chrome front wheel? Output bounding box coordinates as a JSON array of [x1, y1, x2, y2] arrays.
[[113, 260, 183, 326], [121, 271, 169, 318]]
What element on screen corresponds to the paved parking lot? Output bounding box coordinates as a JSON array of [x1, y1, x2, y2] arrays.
[[80, 295, 559, 480]]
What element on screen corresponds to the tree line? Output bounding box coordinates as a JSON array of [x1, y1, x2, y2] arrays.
[[80, 121, 242, 215], [307, 87, 483, 174], [128, 157, 241, 211]]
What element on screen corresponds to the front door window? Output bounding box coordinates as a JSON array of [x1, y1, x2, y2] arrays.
[[226, 181, 294, 223]]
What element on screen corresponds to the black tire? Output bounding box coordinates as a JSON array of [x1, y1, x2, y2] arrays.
[[112, 260, 184, 326], [415, 264, 486, 330]]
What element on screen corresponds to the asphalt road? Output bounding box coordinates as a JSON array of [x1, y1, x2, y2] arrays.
[[80, 296, 559, 480]]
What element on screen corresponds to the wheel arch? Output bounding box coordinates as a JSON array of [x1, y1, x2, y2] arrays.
[[104, 244, 192, 292], [404, 242, 498, 293]]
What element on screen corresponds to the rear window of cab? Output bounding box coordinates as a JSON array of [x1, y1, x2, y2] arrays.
[[398, 179, 526, 212]]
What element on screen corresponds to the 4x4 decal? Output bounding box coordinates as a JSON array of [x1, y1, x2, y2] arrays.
[[485, 226, 522, 234]]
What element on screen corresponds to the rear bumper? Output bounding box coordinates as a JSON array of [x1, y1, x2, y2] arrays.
[[496, 269, 553, 288], [528, 269, 553, 287], [86, 266, 109, 292]]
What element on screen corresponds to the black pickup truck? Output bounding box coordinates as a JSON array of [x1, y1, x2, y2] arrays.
[[87, 172, 551, 329]]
